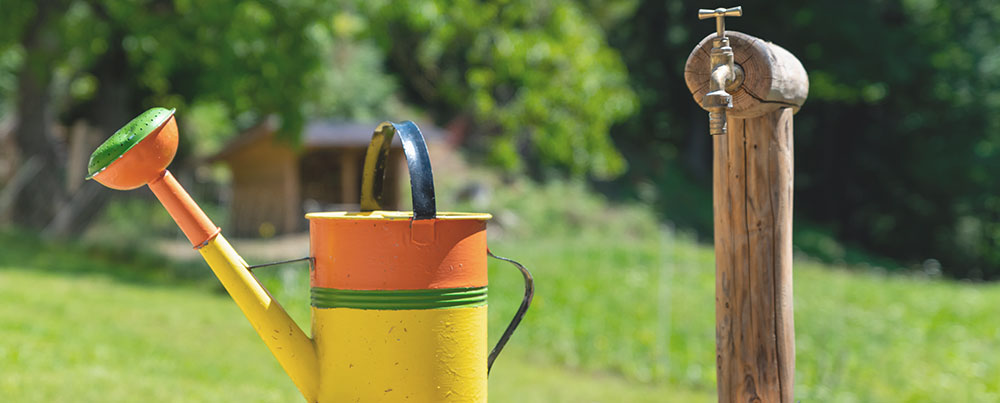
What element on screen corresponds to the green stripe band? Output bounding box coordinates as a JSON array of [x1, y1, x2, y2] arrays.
[[311, 286, 488, 310]]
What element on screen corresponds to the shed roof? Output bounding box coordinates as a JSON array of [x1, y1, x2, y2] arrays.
[[211, 118, 445, 162], [305, 121, 391, 147], [304, 120, 446, 147]]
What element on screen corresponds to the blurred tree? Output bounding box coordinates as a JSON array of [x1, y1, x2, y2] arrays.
[[304, 13, 400, 123], [2, 0, 74, 231], [0, 0, 371, 236], [4, 0, 998, 278], [603, 1, 1000, 278], [356, 0, 638, 178]]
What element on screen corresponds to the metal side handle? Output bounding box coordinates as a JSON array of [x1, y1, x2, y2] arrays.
[[487, 249, 534, 374]]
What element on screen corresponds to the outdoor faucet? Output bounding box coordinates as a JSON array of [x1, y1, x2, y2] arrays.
[[698, 7, 744, 135]]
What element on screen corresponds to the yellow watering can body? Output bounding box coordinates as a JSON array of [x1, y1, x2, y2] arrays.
[[309, 211, 491, 401], [87, 112, 532, 402]]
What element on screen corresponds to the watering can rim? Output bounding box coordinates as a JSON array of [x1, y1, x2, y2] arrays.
[[305, 210, 492, 221]]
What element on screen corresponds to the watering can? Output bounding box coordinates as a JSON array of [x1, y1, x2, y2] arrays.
[[86, 107, 533, 402]]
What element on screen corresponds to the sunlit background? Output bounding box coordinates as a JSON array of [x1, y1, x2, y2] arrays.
[[1, 1, 999, 401]]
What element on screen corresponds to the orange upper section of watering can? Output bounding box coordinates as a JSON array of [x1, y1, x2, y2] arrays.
[[89, 114, 179, 190], [307, 211, 491, 290]]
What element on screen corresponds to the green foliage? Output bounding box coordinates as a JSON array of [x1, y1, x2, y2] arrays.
[[303, 20, 399, 122], [182, 100, 235, 156], [5, 0, 998, 277], [0, 48, 22, 115], [601, 1, 1000, 277], [787, 1, 1000, 278], [357, 0, 638, 178], [92, 0, 338, 141], [2, 0, 396, 149]]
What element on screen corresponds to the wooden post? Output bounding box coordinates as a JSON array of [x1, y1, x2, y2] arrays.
[[684, 31, 808, 403]]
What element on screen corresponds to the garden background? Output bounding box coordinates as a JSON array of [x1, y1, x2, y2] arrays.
[[1, 1, 999, 401]]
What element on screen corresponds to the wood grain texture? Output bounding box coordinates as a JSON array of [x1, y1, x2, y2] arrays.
[[713, 108, 795, 402], [685, 31, 809, 119]]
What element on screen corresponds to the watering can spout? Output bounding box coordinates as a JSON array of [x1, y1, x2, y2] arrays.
[[195, 231, 320, 402], [87, 108, 320, 402]]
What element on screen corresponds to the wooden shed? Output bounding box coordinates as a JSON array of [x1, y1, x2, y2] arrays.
[[212, 120, 441, 237]]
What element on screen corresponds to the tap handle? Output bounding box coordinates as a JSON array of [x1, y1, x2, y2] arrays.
[[698, 6, 742, 38]]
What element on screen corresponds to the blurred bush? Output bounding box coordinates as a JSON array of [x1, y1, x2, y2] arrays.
[[600, 1, 1000, 278], [3, 0, 999, 278]]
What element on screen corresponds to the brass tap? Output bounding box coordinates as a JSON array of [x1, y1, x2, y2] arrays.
[[698, 7, 744, 135]]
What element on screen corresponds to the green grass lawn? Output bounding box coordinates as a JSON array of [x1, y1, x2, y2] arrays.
[[492, 232, 1000, 402], [0, 230, 713, 402], [3, 173, 1000, 402], [0, 266, 713, 402], [2, 225, 999, 402]]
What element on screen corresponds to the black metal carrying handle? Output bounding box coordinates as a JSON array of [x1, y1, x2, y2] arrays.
[[358, 121, 533, 374], [487, 250, 534, 375], [360, 121, 436, 220]]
